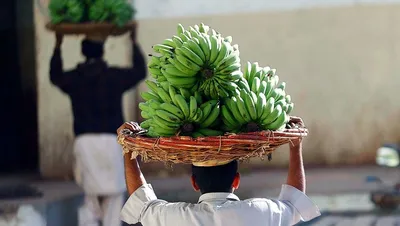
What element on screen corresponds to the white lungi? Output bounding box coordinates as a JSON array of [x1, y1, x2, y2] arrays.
[[73, 134, 126, 226]]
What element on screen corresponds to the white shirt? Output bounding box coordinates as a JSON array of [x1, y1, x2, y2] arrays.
[[120, 184, 321, 226]]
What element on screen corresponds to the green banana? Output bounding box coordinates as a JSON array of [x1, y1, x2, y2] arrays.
[[164, 65, 196, 78], [243, 62, 252, 80], [155, 87, 173, 104], [212, 40, 228, 66], [221, 105, 237, 127], [168, 85, 179, 106], [148, 67, 163, 77], [159, 81, 170, 92], [260, 96, 275, 121], [177, 46, 204, 66], [197, 34, 211, 62], [234, 96, 251, 123], [286, 103, 294, 114], [160, 103, 185, 120], [141, 91, 162, 102], [278, 82, 286, 90], [179, 88, 191, 100], [259, 80, 267, 94], [219, 63, 241, 75], [216, 53, 239, 70], [162, 38, 176, 48], [255, 93, 267, 120], [241, 90, 257, 121], [262, 104, 282, 126], [153, 44, 173, 52], [285, 95, 291, 104], [151, 126, 176, 136], [185, 39, 206, 62], [140, 119, 153, 129], [148, 99, 162, 110], [174, 94, 190, 119], [192, 108, 203, 123], [237, 79, 250, 93], [192, 131, 205, 138], [175, 55, 201, 71], [226, 98, 246, 124], [251, 77, 261, 93], [156, 109, 181, 123], [209, 35, 220, 64], [167, 58, 197, 76], [153, 115, 180, 130], [162, 71, 197, 88], [265, 111, 288, 131], [189, 96, 198, 119], [200, 104, 220, 128], [141, 111, 151, 119], [172, 35, 183, 46], [177, 23, 185, 34]]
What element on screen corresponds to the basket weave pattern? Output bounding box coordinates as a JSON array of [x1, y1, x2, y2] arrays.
[[117, 121, 308, 165]]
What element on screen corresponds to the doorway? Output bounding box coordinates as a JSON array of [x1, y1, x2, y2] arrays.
[[0, 1, 38, 174]]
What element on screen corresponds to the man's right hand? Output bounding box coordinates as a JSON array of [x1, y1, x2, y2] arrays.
[[55, 33, 63, 48]]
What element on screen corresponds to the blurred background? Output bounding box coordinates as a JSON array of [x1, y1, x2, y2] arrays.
[[0, 0, 399, 225]]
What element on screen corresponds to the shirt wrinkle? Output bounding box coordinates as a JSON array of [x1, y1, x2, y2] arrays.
[[121, 184, 321, 226]]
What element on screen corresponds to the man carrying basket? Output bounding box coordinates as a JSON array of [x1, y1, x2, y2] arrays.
[[49, 25, 147, 226], [119, 117, 321, 226]]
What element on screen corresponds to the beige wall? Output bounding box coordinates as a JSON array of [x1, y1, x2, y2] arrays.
[[35, 4, 400, 177]]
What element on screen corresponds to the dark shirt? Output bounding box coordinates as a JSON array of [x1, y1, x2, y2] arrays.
[[50, 43, 147, 136]]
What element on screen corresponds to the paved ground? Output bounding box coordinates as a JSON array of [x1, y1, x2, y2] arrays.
[[299, 211, 400, 226]]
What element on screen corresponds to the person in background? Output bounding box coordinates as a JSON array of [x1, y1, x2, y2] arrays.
[[118, 117, 321, 226], [49, 25, 147, 226]]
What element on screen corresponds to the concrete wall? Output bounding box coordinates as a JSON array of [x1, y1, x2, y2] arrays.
[[35, 3, 400, 177], [34, 7, 138, 178]]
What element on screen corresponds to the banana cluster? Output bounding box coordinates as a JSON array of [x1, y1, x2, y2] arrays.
[[147, 23, 242, 99], [221, 62, 294, 132], [139, 80, 223, 137]]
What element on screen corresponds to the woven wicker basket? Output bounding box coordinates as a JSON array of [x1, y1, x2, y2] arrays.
[[117, 117, 308, 166], [45, 21, 136, 36]]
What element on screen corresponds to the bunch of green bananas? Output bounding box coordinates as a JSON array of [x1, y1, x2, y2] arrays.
[[147, 23, 243, 100], [221, 62, 294, 132], [139, 80, 223, 137], [88, 0, 135, 26], [49, 0, 85, 24]]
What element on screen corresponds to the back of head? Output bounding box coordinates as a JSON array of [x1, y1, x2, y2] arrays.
[[81, 39, 104, 59], [192, 160, 238, 194]]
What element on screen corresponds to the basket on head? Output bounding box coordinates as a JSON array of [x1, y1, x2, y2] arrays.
[[45, 21, 136, 37], [117, 118, 308, 166]]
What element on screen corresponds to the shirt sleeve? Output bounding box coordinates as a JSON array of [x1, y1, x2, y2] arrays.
[[120, 184, 158, 225], [49, 48, 77, 93], [276, 184, 321, 224], [113, 43, 147, 92]]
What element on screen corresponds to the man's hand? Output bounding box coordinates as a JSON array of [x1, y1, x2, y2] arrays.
[[288, 116, 305, 148], [55, 33, 63, 48]]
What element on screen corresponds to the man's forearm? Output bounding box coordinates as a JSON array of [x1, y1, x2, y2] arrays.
[[286, 143, 306, 192], [124, 154, 147, 195]]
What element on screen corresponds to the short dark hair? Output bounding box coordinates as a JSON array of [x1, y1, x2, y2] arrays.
[[191, 160, 238, 194], [81, 39, 104, 59]]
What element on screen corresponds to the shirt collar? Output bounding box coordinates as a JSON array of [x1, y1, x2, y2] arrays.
[[198, 193, 240, 203]]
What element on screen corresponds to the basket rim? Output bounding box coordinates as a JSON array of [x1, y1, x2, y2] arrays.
[[45, 21, 137, 36], [117, 118, 308, 165]]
